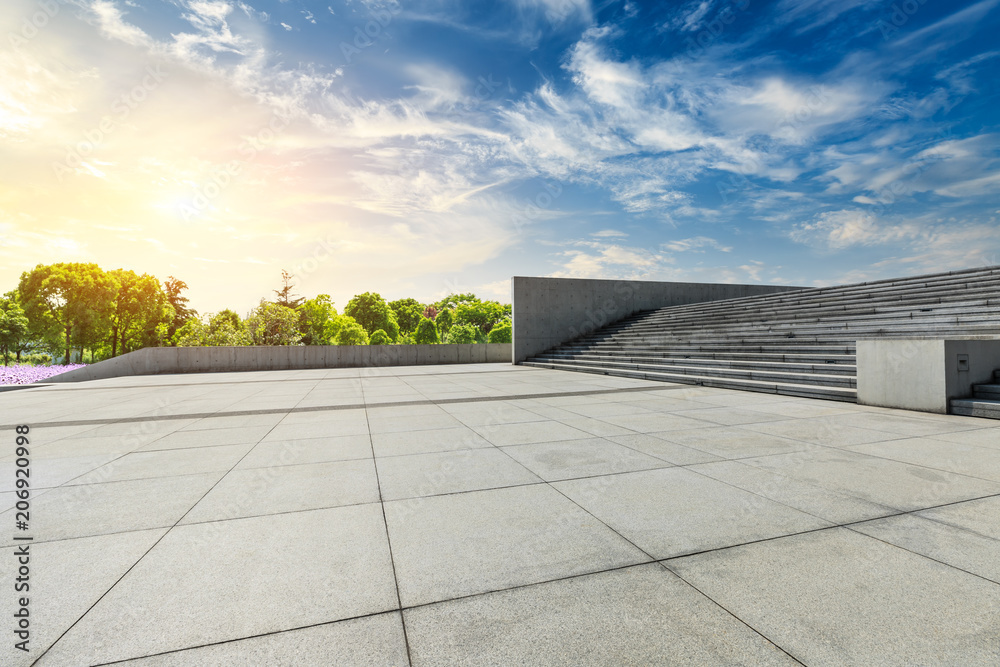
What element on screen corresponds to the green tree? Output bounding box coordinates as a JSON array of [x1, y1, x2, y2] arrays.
[[369, 329, 391, 345], [435, 308, 454, 337], [436, 293, 479, 310], [345, 292, 397, 340], [0, 299, 30, 365], [487, 323, 512, 344], [455, 300, 506, 336], [297, 295, 336, 345], [413, 317, 439, 344], [389, 298, 424, 334], [107, 269, 171, 357], [18, 263, 116, 364], [175, 310, 252, 347], [334, 318, 369, 345], [164, 276, 196, 342], [445, 323, 477, 344], [273, 269, 304, 308], [245, 300, 302, 345]]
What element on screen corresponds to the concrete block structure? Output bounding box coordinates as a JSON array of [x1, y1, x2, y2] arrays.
[[857, 339, 1000, 413], [42, 343, 512, 384]]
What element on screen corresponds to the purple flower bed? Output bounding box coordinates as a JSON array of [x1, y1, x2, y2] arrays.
[[0, 364, 87, 385]]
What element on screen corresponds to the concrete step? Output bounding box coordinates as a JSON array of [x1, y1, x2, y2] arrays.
[[973, 384, 1000, 400], [522, 360, 857, 402], [549, 349, 857, 364], [528, 357, 857, 387], [950, 399, 1000, 419], [533, 353, 858, 375]]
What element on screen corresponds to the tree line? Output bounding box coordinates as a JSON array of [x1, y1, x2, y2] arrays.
[[0, 264, 512, 366]]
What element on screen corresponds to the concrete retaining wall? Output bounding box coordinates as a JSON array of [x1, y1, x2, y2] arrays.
[[42, 344, 512, 384], [857, 339, 1000, 413], [511, 276, 805, 363]]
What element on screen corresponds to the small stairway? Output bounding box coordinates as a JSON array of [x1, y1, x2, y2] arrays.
[[951, 370, 1000, 419]]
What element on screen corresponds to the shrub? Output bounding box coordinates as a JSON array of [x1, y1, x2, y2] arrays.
[[444, 323, 476, 344], [487, 323, 511, 343], [369, 329, 391, 345], [413, 317, 439, 344]]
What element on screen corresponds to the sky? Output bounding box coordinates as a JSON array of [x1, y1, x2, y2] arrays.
[[2, 0, 999, 315]]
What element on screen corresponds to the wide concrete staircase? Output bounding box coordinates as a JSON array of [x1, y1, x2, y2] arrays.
[[523, 265, 1000, 403], [951, 370, 1000, 419]]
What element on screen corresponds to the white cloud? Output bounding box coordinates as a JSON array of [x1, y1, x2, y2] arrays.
[[661, 236, 732, 252], [789, 209, 922, 250]]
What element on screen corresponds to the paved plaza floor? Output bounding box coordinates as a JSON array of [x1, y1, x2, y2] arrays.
[[2, 362, 999, 665]]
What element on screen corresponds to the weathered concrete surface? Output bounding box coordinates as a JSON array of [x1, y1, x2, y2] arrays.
[[511, 276, 804, 363], [41, 344, 512, 384], [3, 364, 999, 665], [857, 339, 1000, 413]]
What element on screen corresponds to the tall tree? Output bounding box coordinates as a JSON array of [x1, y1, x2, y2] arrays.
[[18, 263, 115, 364], [0, 297, 29, 365], [389, 298, 424, 335], [245, 300, 302, 345], [345, 292, 398, 341], [164, 276, 196, 342], [297, 295, 336, 345], [274, 270, 304, 308], [107, 269, 171, 357]]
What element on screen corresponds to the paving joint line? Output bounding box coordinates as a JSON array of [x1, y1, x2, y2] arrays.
[[0, 384, 684, 430]]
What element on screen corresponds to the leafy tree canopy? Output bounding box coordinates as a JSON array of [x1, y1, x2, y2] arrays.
[[245, 300, 302, 346], [413, 317, 439, 344], [435, 292, 479, 311], [369, 329, 391, 345], [487, 323, 512, 344], [389, 298, 424, 335], [444, 323, 477, 344], [435, 308, 454, 335], [345, 292, 397, 340], [334, 318, 369, 345], [297, 294, 337, 345], [18, 263, 116, 364]]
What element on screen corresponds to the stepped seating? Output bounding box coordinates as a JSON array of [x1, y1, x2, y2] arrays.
[[522, 265, 1000, 403], [951, 370, 1000, 419]]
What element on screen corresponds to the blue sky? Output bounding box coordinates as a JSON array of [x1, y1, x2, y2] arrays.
[[2, 0, 999, 313]]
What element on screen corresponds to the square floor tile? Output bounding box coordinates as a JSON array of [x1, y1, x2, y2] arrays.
[[470, 421, 592, 446], [404, 564, 797, 667], [76, 444, 253, 484], [371, 426, 493, 457], [847, 437, 1000, 482], [852, 513, 1000, 583], [606, 433, 722, 465], [384, 484, 648, 606], [501, 438, 670, 481], [181, 459, 379, 523], [668, 528, 1000, 666], [655, 426, 812, 460], [39, 504, 398, 665], [739, 447, 1000, 511], [689, 460, 895, 524], [376, 449, 541, 500], [138, 426, 274, 452], [554, 467, 828, 559], [6, 473, 224, 545], [0, 529, 165, 667], [117, 612, 409, 666], [236, 435, 372, 469]]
